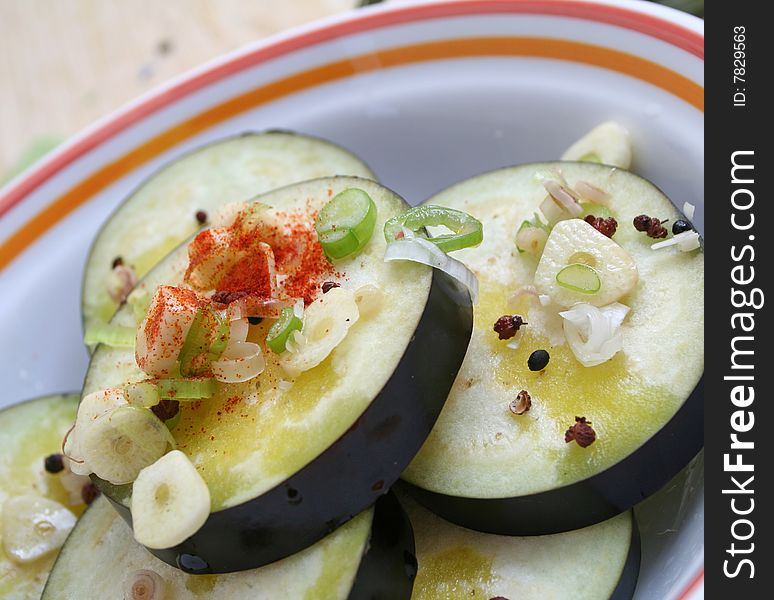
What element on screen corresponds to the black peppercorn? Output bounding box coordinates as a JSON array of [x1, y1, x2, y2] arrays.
[[195, 210, 208, 224], [44, 453, 65, 474], [247, 316, 263, 325], [672, 219, 693, 235], [528, 349, 550, 371]]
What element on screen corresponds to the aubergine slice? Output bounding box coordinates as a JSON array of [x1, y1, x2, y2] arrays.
[[82, 131, 374, 334], [83, 176, 472, 572], [401, 162, 703, 534], [0, 394, 86, 599], [399, 492, 639, 600], [42, 492, 415, 599]]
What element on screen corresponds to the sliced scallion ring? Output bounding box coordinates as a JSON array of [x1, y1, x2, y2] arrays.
[[83, 323, 136, 348], [556, 263, 602, 294], [126, 288, 152, 324], [315, 188, 377, 260], [155, 378, 216, 400], [164, 410, 181, 431], [178, 306, 229, 376], [383, 205, 483, 253], [125, 381, 161, 408], [266, 307, 304, 354]]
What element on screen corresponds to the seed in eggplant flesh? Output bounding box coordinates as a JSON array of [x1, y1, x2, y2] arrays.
[[44, 453, 65, 474], [247, 316, 263, 325], [124, 569, 165, 600], [528, 349, 550, 371], [672, 219, 693, 235]]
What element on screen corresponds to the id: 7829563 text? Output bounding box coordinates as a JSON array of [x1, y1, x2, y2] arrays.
[[733, 26, 746, 107]]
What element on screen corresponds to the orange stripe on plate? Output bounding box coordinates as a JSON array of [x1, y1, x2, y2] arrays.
[[0, 37, 703, 271]]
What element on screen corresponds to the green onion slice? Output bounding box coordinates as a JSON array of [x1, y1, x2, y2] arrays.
[[315, 188, 377, 260], [125, 381, 161, 408], [156, 378, 217, 400], [383, 205, 483, 253], [556, 263, 602, 294], [178, 306, 229, 376], [127, 288, 152, 324], [164, 410, 181, 431], [266, 307, 303, 354], [83, 323, 136, 348]]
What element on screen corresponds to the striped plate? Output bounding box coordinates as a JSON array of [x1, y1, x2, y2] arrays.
[[0, 1, 703, 598]]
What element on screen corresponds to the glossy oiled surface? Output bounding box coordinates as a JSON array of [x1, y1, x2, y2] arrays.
[[85, 177, 431, 510], [0, 395, 81, 600], [403, 494, 633, 600], [403, 163, 704, 498], [43, 496, 371, 600]]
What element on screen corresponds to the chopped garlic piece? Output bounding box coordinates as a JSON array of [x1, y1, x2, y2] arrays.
[[559, 303, 629, 367], [651, 231, 701, 252]]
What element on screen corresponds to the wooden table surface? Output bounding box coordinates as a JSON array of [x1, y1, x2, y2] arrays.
[[0, 0, 698, 179], [0, 0, 359, 176]]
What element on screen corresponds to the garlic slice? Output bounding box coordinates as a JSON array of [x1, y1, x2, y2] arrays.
[[1, 495, 76, 563], [64, 388, 128, 476], [651, 230, 701, 252], [354, 284, 385, 318], [131, 450, 210, 549], [534, 219, 638, 308]]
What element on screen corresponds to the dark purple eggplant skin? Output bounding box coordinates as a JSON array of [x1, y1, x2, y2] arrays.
[[348, 492, 416, 600], [402, 377, 703, 535], [101, 270, 472, 573], [611, 517, 641, 600]]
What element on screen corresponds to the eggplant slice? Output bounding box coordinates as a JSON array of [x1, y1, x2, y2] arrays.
[[82, 131, 374, 334], [42, 492, 415, 599], [0, 394, 82, 599], [83, 176, 473, 572], [401, 162, 703, 534], [400, 491, 639, 600]]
